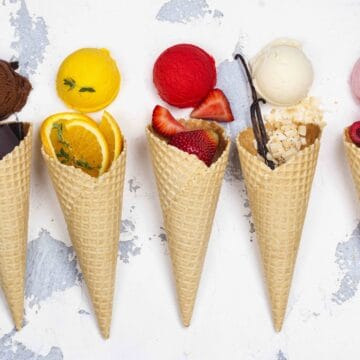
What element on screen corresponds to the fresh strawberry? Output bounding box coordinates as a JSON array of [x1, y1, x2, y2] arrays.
[[350, 121, 360, 146], [152, 105, 185, 138], [168, 129, 219, 166], [190, 89, 234, 122]]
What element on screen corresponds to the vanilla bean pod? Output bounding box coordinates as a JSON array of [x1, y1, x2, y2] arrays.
[[235, 53, 274, 169]]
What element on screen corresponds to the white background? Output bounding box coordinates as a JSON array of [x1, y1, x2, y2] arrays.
[[1, 0, 360, 359]]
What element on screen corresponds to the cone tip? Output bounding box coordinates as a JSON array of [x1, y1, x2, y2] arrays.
[[14, 317, 23, 331], [98, 314, 112, 339], [100, 327, 110, 339], [181, 312, 192, 327], [274, 318, 284, 333]]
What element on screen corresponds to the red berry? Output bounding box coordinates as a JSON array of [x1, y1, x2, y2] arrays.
[[349, 121, 360, 145], [191, 89, 234, 122], [168, 129, 219, 166], [152, 105, 185, 138]]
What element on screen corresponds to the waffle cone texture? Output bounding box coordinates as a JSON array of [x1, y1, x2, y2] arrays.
[[237, 124, 321, 332], [344, 129, 360, 199], [0, 123, 32, 330], [42, 144, 127, 339], [146, 120, 230, 326]]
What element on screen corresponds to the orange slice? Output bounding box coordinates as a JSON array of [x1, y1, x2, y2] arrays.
[[98, 111, 123, 165], [41, 112, 110, 177], [41, 112, 96, 157]]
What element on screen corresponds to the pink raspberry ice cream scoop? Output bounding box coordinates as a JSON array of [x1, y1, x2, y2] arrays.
[[350, 58, 360, 102]]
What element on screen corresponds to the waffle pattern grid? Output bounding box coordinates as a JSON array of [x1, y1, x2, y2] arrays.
[[344, 134, 360, 199], [237, 133, 320, 332], [0, 123, 32, 330], [146, 121, 230, 326], [42, 144, 127, 339]]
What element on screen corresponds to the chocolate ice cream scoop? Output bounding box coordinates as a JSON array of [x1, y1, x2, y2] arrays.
[[0, 60, 32, 121]]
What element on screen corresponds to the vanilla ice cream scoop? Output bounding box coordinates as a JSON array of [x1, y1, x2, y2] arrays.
[[251, 39, 313, 106]]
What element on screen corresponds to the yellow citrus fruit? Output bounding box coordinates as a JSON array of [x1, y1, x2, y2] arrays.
[[98, 111, 123, 164], [41, 112, 110, 177], [41, 112, 95, 157], [56, 48, 121, 113]]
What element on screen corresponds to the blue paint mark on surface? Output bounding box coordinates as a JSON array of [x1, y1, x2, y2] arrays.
[[216, 57, 251, 181], [158, 233, 167, 242], [128, 178, 141, 193], [0, 328, 63, 359], [10, 0, 49, 76], [156, 0, 223, 23], [216, 59, 252, 141], [119, 239, 141, 263], [333, 222, 360, 304], [119, 219, 141, 263], [277, 350, 287, 360], [26, 230, 81, 308], [121, 219, 136, 234], [212, 9, 223, 18], [78, 309, 90, 315], [2, 0, 18, 5]]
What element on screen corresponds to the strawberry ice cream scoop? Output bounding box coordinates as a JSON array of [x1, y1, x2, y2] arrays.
[[153, 44, 216, 108], [351, 58, 360, 102]]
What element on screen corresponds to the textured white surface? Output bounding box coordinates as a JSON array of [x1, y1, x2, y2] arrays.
[[0, 0, 360, 359]]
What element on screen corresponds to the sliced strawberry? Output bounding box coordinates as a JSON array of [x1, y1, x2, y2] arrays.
[[190, 89, 234, 122], [152, 105, 185, 138], [349, 121, 360, 146], [168, 129, 219, 166]]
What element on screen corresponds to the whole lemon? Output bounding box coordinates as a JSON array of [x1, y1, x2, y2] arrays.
[[56, 48, 121, 112]]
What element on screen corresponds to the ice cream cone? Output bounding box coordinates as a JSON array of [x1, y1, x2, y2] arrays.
[[146, 120, 230, 326], [42, 144, 126, 338], [344, 129, 360, 199], [0, 123, 32, 330], [237, 124, 321, 331]]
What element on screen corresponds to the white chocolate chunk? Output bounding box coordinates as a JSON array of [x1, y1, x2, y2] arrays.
[[298, 125, 307, 136]]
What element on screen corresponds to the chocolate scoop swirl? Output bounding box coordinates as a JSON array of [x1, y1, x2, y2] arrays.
[[0, 60, 32, 121]]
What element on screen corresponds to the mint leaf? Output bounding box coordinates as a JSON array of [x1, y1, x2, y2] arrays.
[[52, 123, 64, 141], [56, 148, 70, 162], [52, 123, 69, 147], [79, 87, 95, 93], [63, 78, 76, 90], [75, 159, 93, 170]]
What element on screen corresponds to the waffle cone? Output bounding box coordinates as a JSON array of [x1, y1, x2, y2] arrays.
[[42, 144, 126, 338], [344, 128, 360, 198], [146, 120, 230, 326], [236, 124, 321, 331], [0, 123, 32, 330]]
